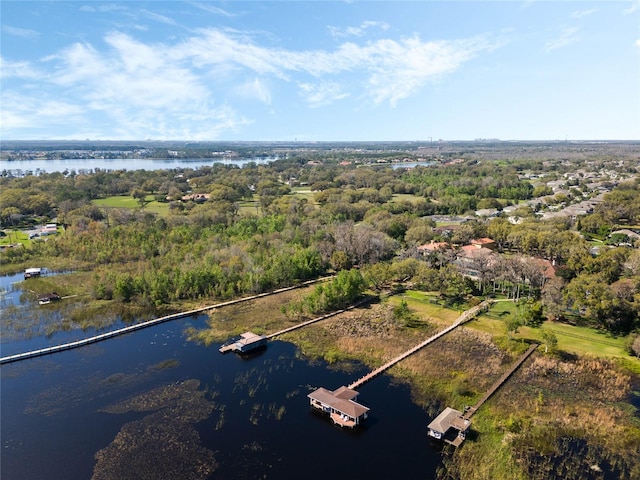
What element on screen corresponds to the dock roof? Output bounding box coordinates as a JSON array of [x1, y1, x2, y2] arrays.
[[308, 387, 369, 419], [427, 407, 470, 435]]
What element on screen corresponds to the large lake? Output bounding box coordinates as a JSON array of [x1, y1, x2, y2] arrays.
[[0, 157, 433, 174], [0, 157, 275, 174], [0, 273, 445, 479]]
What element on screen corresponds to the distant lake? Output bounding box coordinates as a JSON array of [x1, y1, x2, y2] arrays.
[[0, 157, 276, 174], [0, 283, 445, 479]]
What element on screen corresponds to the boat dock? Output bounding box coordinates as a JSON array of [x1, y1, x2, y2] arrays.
[[219, 298, 372, 355], [219, 332, 267, 354], [310, 300, 493, 428], [427, 342, 539, 447]]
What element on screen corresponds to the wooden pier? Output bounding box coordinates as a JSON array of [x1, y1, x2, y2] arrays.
[[463, 343, 539, 420], [0, 277, 331, 365], [348, 300, 492, 390], [266, 298, 372, 340], [428, 342, 539, 447]]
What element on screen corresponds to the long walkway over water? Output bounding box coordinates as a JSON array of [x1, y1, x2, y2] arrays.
[[348, 300, 492, 390], [0, 277, 331, 365]]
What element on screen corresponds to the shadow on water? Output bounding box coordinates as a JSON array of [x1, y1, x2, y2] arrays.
[[1, 316, 443, 480]]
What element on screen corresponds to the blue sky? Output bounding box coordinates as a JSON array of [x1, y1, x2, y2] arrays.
[[1, 1, 639, 141]]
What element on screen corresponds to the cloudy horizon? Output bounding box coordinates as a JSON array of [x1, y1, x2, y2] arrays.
[[1, 1, 639, 141]]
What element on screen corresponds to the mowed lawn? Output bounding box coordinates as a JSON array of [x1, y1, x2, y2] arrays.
[[398, 292, 634, 361], [473, 300, 632, 359], [93, 195, 169, 216]]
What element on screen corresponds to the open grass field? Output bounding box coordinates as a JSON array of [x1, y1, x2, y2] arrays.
[[92, 195, 170, 216], [289, 186, 317, 202], [389, 290, 462, 325], [390, 193, 425, 204], [470, 299, 634, 361], [238, 189, 318, 215], [0, 230, 30, 247]]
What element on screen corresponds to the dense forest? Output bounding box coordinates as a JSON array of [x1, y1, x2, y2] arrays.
[[2, 145, 640, 339]]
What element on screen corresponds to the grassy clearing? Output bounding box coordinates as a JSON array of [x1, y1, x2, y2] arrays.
[[289, 187, 317, 203], [0, 230, 31, 247], [391, 290, 462, 324], [390, 193, 425, 204], [469, 300, 634, 361], [93, 195, 170, 216]]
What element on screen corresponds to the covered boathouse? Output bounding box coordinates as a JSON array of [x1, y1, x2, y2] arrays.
[[427, 407, 471, 447], [308, 386, 369, 428]]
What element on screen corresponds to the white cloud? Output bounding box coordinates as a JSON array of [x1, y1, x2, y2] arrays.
[[2, 25, 40, 39], [180, 29, 497, 105], [0, 56, 40, 79], [0, 92, 85, 133], [570, 9, 597, 19], [636, 39, 640, 48], [298, 82, 349, 107], [1, 27, 500, 139], [545, 27, 579, 52], [234, 78, 272, 104], [140, 9, 179, 27], [188, 2, 236, 17], [328, 21, 390, 38], [79, 4, 127, 14]]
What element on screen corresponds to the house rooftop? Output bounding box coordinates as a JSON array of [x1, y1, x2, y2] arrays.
[[417, 241, 449, 252]]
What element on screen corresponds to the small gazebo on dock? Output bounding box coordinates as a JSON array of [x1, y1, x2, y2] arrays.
[[308, 386, 369, 428], [427, 407, 471, 447]]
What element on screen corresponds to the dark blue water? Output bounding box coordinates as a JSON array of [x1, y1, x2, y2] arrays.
[[1, 314, 443, 479]]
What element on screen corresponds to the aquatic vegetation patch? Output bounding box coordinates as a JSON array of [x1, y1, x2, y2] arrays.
[[93, 379, 217, 480]]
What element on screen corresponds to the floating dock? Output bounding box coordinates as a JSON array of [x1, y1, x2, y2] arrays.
[[24, 267, 42, 279], [219, 298, 372, 355], [219, 332, 267, 354]]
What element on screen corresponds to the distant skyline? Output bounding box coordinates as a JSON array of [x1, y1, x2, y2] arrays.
[[1, 1, 639, 141]]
